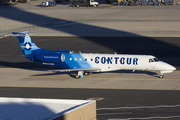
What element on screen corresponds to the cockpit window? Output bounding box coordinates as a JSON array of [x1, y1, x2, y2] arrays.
[[153, 58, 160, 62], [149, 59, 154, 63], [149, 58, 160, 63]]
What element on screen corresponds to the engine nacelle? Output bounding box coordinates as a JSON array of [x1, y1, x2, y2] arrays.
[[33, 53, 65, 63]]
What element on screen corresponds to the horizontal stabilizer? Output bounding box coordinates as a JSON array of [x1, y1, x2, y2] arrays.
[[9, 32, 29, 37], [48, 67, 101, 72]]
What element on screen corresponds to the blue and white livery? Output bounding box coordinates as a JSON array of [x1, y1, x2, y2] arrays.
[[10, 32, 176, 78]]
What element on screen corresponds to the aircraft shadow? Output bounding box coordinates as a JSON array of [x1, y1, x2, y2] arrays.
[[0, 60, 158, 78], [31, 69, 158, 78]]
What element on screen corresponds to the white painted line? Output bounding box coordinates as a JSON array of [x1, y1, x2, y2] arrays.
[[118, 107, 129, 109], [146, 106, 157, 108], [97, 104, 180, 110], [97, 112, 132, 115], [171, 116, 180, 118], [111, 115, 180, 120], [157, 105, 166, 107], [108, 108, 119, 110]]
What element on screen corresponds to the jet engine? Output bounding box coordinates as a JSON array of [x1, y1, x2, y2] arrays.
[[33, 53, 65, 63]]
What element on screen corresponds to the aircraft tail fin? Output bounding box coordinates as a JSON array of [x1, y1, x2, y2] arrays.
[[10, 32, 40, 55]]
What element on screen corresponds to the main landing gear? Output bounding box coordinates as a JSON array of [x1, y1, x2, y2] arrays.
[[75, 71, 84, 79], [84, 72, 90, 76], [75, 71, 90, 79]]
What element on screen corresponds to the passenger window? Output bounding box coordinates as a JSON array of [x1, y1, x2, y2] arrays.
[[85, 58, 87, 61], [91, 59, 93, 61]]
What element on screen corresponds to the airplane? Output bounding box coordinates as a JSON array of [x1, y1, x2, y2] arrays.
[[10, 32, 176, 79]]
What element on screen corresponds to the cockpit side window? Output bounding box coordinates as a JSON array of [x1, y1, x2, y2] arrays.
[[149, 58, 160, 63], [149, 59, 154, 63]]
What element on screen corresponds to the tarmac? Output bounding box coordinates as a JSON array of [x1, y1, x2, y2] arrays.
[[1, 1, 180, 119], [0, 68, 180, 90], [1, 0, 180, 37]]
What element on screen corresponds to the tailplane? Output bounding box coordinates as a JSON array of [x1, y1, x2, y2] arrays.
[[10, 32, 39, 55]]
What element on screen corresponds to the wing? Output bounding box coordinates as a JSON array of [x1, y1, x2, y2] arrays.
[[48, 67, 101, 72]]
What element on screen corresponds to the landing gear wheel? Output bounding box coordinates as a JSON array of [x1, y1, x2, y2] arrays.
[[84, 72, 90, 76], [75, 75, 80, 79], [159, 75, 164, 78]]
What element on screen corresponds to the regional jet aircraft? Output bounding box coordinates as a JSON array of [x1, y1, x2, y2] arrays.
[[10, 32, 176, 78]]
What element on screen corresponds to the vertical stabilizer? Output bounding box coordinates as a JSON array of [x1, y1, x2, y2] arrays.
[[10, 32, 39, 55]]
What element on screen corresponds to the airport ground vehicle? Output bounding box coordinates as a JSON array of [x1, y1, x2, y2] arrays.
[[42, 0, 56, 7], [128, 0, 140, 6], [42, 1, 49, 6], [141, 0, 150, 5], [116, 0, 128, 5], [2, 0, 17, 5], [164, 0, 174, 5], [153, 0, 162, 5], [70, 0, 99, 7]]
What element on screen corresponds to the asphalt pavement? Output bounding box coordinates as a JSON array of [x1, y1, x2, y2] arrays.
[[1, 2, 180, 120], [1, 87, 180, 120]]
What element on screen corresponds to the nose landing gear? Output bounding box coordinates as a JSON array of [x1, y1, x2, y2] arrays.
[[159, 75, 164, 78]]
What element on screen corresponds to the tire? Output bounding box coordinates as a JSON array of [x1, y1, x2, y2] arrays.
[[159, 75, 164, 78], [84, 72, 90, 76], [75, 75, 80, 79]]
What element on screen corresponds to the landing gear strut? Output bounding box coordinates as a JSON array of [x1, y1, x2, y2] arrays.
[[159, 71, 164, 78], [75, 71, 84, 79]]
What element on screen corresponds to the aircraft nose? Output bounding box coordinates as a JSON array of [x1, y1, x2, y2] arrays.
[[165, 63, 176, 71], [171, 65, 176, 71]]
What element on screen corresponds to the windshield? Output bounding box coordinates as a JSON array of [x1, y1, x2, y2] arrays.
[[91, 0, 96, 2], [153, 58, 160, 62], [149, 58, 160, 63]]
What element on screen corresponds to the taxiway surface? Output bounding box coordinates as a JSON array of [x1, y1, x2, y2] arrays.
[[1, 2, 180, 119], [0, 37, 180, 119]]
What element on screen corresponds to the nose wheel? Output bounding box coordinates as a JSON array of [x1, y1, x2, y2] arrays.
[[159, 75, 164, 78]]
